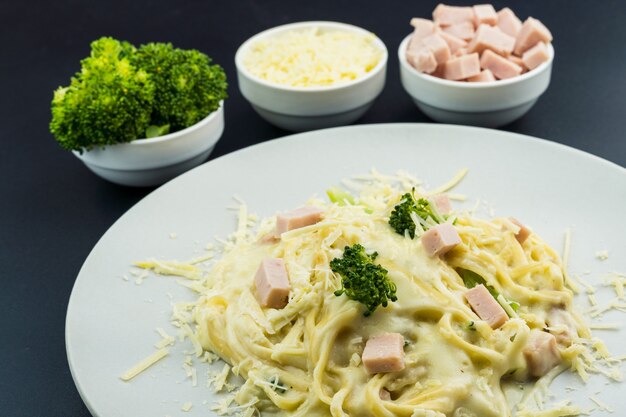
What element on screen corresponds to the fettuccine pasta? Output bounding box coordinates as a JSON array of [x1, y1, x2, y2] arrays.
[[167, 171, 608, 417]]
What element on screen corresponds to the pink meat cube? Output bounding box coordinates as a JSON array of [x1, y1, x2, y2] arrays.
[[467, 69, 495, 82], [497, 7, 522, 37], [464, 284, 508, 329], [362, 333, 405, 374], [410, 18, 436, 43], [407, 47, 438, 74], [254, 258, 291, 309], [420, 33, 451, 65], [438, 31, 467, 54], [421, 222, 462, 256], [428, 194, 452, 215], [522, 41, 550, 70], [454, 47, 468, 57], [508, 55, 527, 72], [473, 4, 497, 27], [514, 17, 553, 56], [433, 4, 475, 26], [442, 52, 480, 81], [480, 49, 522, 79], [442, 21, 475, 41], [523, 330, 561, 377], [468, 24, 515, 56], [431, 63, 446, 78], [509, 217, 531, 244], [276, 206, 323, 235]]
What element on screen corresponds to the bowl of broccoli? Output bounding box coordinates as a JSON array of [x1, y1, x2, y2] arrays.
[[50, 37, 228, 187]]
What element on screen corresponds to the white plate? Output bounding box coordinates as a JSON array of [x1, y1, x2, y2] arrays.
[[66, 124, 626, 417]]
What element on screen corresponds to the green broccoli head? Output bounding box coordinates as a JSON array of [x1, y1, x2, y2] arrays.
[[132, 43, 228, 131], [330, 244, 397, 316], [388, 189, 443, 238], [50, 37, 155, 152], [49, 37, 229, 152]]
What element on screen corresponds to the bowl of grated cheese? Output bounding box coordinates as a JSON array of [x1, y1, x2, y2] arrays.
[[235, 21, 388, 131]]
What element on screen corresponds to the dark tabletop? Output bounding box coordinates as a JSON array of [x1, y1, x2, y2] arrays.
[[1, 0, 625, 416]]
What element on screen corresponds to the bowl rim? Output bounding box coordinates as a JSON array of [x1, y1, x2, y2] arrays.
[[235, 20, 388, 92], [398, 34, 554, 88], [123, 101, 224, 147]]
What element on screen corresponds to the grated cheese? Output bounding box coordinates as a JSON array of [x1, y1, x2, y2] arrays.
[[243, 27, 382, 87], [587, 293, 597, 306], [181, 402, 193, 412], [135, 259, 202, 280], [561, 229, 580, 293], [589, 323, 620, 330], [428, 168, 469, 195], [589, 395, 613, 413], [594, 250, 609, 261], [208, 363, 232, 392], [349, 352, 362, 367], [120, 348, 169, 381]]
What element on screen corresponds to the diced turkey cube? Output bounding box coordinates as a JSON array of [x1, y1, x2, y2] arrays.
[[454, 47, 468, 57], [433, 4, 475, 26], [420, 33, 451, 65], [431, 63, 446, 78], [421, 222, 462, 256], [523, 330, 561, 377], [442, 52, 481, 81], [442, 21, 475, 41], [465, 284, 508, 329], [407, 47, 438, 74], [362, 333, 405, 374], [410, 18, 436, 44], [473, 4, 498, 27], [480, 50, 522, 79], [509, 217, 531, 244], [276, 206, 323, 235], [497, 7, 522, 37], [468, 69, 496, 82], [522, 41, 550, 70], [428, 194, 452, 215], [508, 55, 527, 73], [438, 31, 467, 54], [254, 258, 291, 309], [514, 17, 553, 56], [467, 24, 515, 56]]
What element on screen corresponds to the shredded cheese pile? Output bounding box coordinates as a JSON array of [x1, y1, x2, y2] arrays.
[[243, 27, 383, 87]]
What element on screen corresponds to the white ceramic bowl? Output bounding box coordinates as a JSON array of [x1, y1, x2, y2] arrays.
[[73, 103, 224, 187], [235, 21, 388, 132], [398, 35, 554, 127]]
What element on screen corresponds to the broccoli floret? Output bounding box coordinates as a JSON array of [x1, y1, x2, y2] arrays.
[[50, 37, 155, 152], [388, 189, 444, 238], [330, 244, 397, 316], [132, 43, 228, 132], [50, 37, 228, 152]]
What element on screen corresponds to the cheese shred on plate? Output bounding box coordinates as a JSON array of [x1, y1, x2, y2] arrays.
[[243, 27, 382, 87], [120, 348, 169, 381]]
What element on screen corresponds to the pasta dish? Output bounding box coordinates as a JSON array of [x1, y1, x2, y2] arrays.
[[136, 171, 619, 417]]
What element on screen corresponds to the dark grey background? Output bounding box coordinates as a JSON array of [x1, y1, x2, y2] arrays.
[[1, 0, 625, 416]]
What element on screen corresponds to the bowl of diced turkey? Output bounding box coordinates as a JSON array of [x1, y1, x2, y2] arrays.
[[398, 4, 554, 127]]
